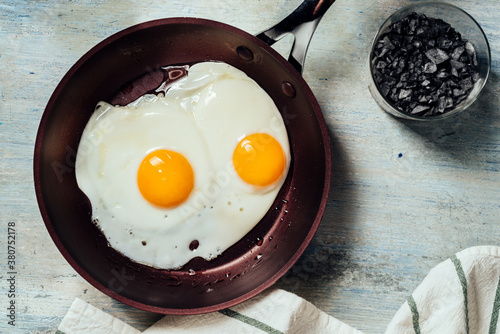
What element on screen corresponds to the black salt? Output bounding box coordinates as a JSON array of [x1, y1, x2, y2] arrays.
[[371, 12, 479, 117]]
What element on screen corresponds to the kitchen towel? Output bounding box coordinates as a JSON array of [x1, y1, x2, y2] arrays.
[[57, 288, 360, 334], [57, 246, 500, 334], [386, 245, 500, 334]]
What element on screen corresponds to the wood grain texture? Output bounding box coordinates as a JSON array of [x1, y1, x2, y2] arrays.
[[1, 0, 499, 333]]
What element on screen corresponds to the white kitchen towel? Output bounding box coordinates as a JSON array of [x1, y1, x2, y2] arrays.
[[57, 246, 500, 334], [57, 297, 140, 334], [386, 245, 500, 334], [57, 288, 361, 334]]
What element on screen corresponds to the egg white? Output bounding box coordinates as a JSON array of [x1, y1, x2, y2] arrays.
[[75, 62, 290, 269]]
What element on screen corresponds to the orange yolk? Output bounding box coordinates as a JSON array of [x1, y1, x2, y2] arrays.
[[233, 133, 286, 187], [137, 149, 194, 208]]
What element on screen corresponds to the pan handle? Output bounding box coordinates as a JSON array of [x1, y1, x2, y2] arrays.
[[256, 0, 336, 74]]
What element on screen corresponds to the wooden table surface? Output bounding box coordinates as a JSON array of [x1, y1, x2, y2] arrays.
[[1, 0, 499, 333]]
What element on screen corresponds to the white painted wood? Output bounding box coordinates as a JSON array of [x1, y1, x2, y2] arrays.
[[1, 0, 499, 333]]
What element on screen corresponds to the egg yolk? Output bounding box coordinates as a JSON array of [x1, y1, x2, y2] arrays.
[[137, 149, 194, 208], [233, 133, 286, 187]]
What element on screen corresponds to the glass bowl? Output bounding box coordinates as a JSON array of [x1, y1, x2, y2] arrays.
[[368, 2, 491, 121]]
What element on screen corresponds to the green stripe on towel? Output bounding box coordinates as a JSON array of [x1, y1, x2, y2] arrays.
[[489, 276, 500, 334], [451, 254, 469, 334], [407, 295, 421, 334], [219, 308, 284, 334]]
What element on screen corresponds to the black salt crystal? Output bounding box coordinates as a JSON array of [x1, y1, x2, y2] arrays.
[[450, 59, 465, 69], [460, 77, 473, 90], [437, 69, 448, 79], [423, 62, 437, 73], [472, 72, 480, 82], [438, 36, 453, 49], [437, 96, 447, 113], [412, 105, 430, 114], [380, 85, 391, 96], [465, 41, 475, 57], [453, 88, 466, 97], [425, 48, 449, 64], [451, 46, 465, 60], [445, 97, 454, 108], [399, 89, 412, 99]]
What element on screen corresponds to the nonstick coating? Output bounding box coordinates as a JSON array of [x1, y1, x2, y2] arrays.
[[34, 17, 331, 314]]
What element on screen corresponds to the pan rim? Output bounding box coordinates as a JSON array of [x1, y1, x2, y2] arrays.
[[33, 17, 332, 315]]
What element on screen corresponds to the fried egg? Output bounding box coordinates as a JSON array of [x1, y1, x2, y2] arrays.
[[75, 62, 290, 269]]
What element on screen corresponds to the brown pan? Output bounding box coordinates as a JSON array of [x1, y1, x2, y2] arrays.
[[34, 0, 334, 314]]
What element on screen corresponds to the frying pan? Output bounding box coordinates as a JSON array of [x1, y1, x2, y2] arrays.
[[34, 0, 333, 314]]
